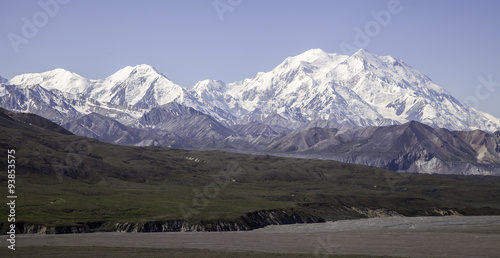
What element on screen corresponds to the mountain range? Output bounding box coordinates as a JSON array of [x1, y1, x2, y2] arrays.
[[2, 106, 500, 234], [1, 49, 500, 175]]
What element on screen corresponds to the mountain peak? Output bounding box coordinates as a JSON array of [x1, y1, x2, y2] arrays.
[[294, 48, 331, 61], [127, 64, 162, 77], [19, 68, 81, 78], [8, 68, 88, 92], [277, 48, 348, 72], [107, 64, 165, 82], [193, 79, 227, 92], [351, 48, 378, 60], [133, 64, 159, 73], [353, 48, 370, 54], [34, 68, 84, 79], [302, 48, 328, 56], [346, 49, 399, 72], [403, 120, 431, 130], [50, 68, 73, 74]]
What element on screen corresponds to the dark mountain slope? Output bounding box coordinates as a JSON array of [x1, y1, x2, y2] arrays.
[[266, 121, 500, 175], [62, 112, 146, 145], [0, 107, 72, 135], [226, 122, 291, 149], [266, 127, 339, 152], [138, 103, 234, 148]]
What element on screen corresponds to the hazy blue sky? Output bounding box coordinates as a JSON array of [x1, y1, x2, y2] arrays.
[[1, 0, 500, 117]]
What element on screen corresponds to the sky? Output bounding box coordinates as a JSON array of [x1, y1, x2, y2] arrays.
[[1, 0, 500, 117]]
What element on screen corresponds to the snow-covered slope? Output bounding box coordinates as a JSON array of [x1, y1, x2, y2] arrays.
[[191, 79, 238, 123], [331, 49, 497, 131], [0, 84, 80, 123], [9, 68, 90, 94]]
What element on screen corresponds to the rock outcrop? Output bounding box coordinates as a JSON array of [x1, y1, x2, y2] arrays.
[[114, 209, 325, 232]]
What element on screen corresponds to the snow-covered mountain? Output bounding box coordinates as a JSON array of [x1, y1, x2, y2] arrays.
[[4, 49, 500, 132], [196, 49, 499, 131], [6, 64, 227, 125]]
